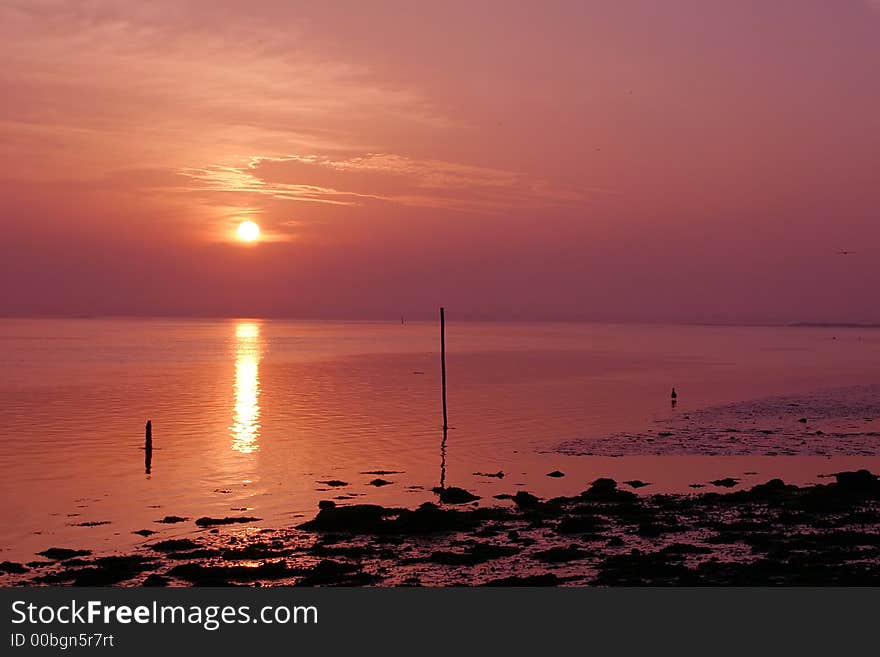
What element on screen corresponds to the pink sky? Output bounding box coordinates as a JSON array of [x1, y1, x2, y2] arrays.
[[1, 0, 878, 322]]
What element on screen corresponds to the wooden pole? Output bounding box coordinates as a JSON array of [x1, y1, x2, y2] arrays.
[[144, 419, 153, 474], [440, 307, 448, 431]]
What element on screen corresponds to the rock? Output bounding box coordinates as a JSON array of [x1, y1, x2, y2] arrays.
[[546, 470, 565, 478], [37, 548, 91, 561], [798, 418, 808, 423], [624, 480, 651, 488], [149, 539, 202, 552], [0, 561, 29, 574], [511, 491, 541, 509], [580, 478, 637, 502], [834, 470, 880, 494], [298, 504, 399, 533], [710, 478, 740, 488], [392, 503, 475, 533], [318, 500, 337, 510], [435, 487, 480, 504], [474, 471, 505, 478], [369, 478, 393, 487], [133, 529, 157, 537], [71, 555, 155, 586], [156, 516, 189, 524], [194, 516, 261, 527], [318, 480, 348, 487], [744, 479, 796, 500]]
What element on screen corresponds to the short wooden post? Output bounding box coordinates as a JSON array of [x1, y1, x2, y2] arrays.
[[144, 420, 153, 474]]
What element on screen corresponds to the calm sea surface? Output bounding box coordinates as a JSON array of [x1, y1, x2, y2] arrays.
[[2, 318, 879, 561]]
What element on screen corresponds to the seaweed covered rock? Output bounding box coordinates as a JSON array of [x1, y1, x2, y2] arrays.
[[511, 491, 541, 509], [579, 479, 637, 503], [834, 470, 880, 496], [298, 504, 399, 533], [434, 486, 480, 504]]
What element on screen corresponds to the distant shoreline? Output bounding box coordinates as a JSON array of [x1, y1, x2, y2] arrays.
[[788, 322, 880, 329]]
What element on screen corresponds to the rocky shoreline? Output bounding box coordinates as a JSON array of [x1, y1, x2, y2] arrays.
[[3, 470, 880, 586]]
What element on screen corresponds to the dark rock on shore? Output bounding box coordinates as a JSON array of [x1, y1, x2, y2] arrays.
[[511, 491, 541, 509], [194, 516, 261, 527], [546, 470, 565, 478], [38, 548, 91, 560], [435, 486, 480, 504], [298, 504, 399, 533], [34, 555, 156, 586], [318, 480, 349, 487], [0, 561, 29, 574], [369, 478, 393, 487], [156, 516, 189, 524], [149, 539, 202, 552], [710, 478, 740, 488], [580, 479, 637, 503]]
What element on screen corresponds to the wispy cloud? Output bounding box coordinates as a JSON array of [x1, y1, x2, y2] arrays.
[[179, 153, 609, 215]]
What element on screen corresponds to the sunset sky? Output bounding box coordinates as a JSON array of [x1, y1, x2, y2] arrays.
[[2, 0, 878, 323]]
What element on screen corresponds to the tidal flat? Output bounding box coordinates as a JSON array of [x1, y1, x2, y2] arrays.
[[4, 470, 880, 587]]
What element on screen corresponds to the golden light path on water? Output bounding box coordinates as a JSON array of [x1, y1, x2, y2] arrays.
[[230, 321, 262, 453]]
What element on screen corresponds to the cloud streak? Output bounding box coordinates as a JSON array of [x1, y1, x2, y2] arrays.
[[179, 153, 608, 216]]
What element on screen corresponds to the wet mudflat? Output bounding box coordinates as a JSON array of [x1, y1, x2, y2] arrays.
[[4, 470, 880, 587]]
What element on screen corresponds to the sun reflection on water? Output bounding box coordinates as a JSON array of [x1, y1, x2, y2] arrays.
[[231, 321, 262, 453]]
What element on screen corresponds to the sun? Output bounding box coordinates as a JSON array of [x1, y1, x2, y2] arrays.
[[236, 220, 260, 242]]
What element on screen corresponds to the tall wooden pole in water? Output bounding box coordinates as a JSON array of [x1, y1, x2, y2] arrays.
[[440, 307, 448, 431]]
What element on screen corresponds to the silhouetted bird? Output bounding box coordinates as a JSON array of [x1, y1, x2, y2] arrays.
[[671, 387, 678, 401]]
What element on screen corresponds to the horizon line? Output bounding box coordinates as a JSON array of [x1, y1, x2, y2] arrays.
[[1, 313, 879, 330]]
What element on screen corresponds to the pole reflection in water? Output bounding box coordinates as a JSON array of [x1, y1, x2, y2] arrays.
[[439, 426, 447, 489], [230, 321, 262, 453]]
